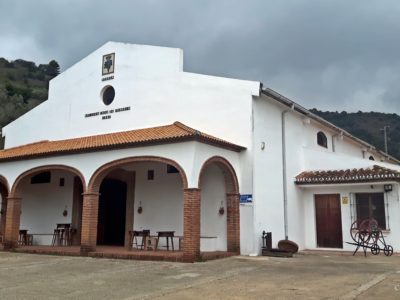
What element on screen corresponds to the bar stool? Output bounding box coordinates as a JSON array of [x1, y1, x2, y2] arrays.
[[52, 228, 61, 246], [18, 230, 28, 246]]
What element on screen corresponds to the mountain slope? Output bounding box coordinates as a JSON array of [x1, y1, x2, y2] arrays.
[[310, 109, 400, 160], [0, 58, 59, 148]]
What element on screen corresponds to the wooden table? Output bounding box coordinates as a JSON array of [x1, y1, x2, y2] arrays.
[[129, 230, 150, 250], [155, 231, 175, 251], [52, 223, 74, 246], [18, 229, 33, 246]]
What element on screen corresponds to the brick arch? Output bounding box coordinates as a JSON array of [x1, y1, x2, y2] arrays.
[[4, 165, 86, 249], [0, 175, 10, 196], [198, 156, 239, 194], [198, 156, 240, 254], [11, 165, 86, 196], [87, 156, 188, 193]]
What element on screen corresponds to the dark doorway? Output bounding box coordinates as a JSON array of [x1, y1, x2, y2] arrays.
[[315, 194, 343, 248], [97, 178, 127, 246]]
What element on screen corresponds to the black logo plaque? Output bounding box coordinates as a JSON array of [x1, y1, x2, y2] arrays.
[[102, 53, 115, 75]]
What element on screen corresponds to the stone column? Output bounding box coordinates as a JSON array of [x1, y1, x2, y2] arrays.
[[4, 196, 22, 249], [80, 192, 100, 255], [226, 193, 240, 253], [183, 188, 201, 262]]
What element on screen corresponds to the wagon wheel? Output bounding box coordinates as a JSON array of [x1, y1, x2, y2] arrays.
[[350, 220, 359, 243], [358, 218, 379, 247], [370, 243, 380, 255], [384, 245, 393, 256]]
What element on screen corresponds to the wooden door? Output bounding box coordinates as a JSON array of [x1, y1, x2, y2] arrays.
[[315, 194, 343, 248]]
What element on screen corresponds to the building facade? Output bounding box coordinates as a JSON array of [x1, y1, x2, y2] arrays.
[[0, 42, 399, 261]]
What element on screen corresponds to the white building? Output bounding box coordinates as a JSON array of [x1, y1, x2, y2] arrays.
[[0, 42, 399, 261]]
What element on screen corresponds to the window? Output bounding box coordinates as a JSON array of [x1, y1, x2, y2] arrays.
[[356, 193, 386, 229], [147, 170, 154, 180], [317, 131, 328, 148], [369, 155, 375, 161], [167, 164, 179, 173], [31, 172, 51, 184], [101, 85, 115, 105]]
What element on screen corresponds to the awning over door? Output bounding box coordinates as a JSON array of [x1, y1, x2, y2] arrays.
[[295, 165, 400, 185]]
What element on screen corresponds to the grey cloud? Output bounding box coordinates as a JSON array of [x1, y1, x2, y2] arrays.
[[1, 0, 400, 113]]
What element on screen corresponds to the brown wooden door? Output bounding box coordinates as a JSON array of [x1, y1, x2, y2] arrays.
[[315, 194, 343, 248]]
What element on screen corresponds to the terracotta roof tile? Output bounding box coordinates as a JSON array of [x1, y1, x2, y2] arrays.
[[0, 122, 245, 162], [295, 165, 400, 185]]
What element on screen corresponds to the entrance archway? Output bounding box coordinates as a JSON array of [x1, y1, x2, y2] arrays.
[[198, 156, 240, 253], [82, 156, 188, 255], [4, 165, 86, 248]]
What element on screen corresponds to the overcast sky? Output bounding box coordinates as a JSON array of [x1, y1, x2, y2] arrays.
[[1, 0, 400, 113]]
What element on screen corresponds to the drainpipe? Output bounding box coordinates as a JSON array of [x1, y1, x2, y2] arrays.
[[332, 131, 343, 153], [332, 134, 337, 153], [281, 104, 294, 240]]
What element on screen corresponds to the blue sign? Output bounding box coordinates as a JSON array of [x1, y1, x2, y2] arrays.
[[240, 194, 253, 203]]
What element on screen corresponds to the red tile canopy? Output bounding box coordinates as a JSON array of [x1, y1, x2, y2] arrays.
[[295, 165, 400, 185], [0, 122, 245, 162]]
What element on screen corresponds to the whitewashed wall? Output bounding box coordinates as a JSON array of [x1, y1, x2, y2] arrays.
[[301, 183, 400, 251], [132, 162, 183, 245], [20, 170, 75, 245], [252, 94, 400, 254], [200, 164, 227, 251]]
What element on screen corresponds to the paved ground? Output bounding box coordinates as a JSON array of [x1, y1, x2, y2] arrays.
[[0, 251, 399, 299]]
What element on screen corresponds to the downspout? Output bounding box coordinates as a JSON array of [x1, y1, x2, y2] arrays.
[[281, 104, 294, 240], [332, 131, 343, 153], [332, 135, 337, 152]]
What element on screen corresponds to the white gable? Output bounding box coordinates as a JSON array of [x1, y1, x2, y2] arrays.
[[2, 42, 260, 148]]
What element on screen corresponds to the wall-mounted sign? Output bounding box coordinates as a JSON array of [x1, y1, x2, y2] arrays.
[[342, 196, 349, 205], [102, 53, 115, 75], [240, 194, 253, 203], [84, 106, 131, 120]]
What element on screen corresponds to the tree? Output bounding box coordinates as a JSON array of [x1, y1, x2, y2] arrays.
[[47, 60, 60, 77]]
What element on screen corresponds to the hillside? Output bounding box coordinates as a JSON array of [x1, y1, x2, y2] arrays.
[[0, 57, 59, 148], [310, 109, 400, 160]]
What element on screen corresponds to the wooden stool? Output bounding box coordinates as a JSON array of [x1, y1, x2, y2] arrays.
[[146, 237, 158, 251], [52, 229, 61, 246]]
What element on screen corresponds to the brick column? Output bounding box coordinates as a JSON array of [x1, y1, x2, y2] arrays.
[[0, 195, 8, 237], [80, 192, 100, 255], [227, 193, 240, 253], [183, 188, 201, 262], [4, 197, 22, 249]]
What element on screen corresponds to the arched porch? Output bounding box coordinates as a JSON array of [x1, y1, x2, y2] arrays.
[[198, 156, 240, 255], [3, 165, 86, 249]]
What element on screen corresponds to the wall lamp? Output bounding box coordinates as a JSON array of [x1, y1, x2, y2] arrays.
[[384, 184, 393, 192]]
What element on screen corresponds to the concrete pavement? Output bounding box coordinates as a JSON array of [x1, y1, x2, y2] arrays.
[[0, 251, 399, 299]]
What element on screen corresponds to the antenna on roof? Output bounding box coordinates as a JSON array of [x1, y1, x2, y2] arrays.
[[380, 125, 390, 154]]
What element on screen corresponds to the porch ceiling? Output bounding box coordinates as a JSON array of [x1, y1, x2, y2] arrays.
[[0, 122, 245, 162], [295, 165, 400, 185]]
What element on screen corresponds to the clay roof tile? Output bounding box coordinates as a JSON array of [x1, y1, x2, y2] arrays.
[[0, 122, 245, 162]]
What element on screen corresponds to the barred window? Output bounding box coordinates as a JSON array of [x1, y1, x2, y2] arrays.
[[355, 193, 386, 229]]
